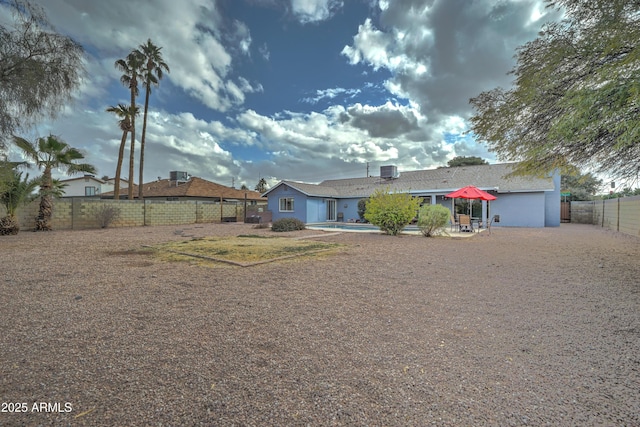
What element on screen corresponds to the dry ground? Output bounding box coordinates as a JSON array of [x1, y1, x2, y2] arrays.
[[1, 223, 639, 426]]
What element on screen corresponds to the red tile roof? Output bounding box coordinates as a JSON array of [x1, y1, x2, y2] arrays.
[[104, 177, 265, 201]]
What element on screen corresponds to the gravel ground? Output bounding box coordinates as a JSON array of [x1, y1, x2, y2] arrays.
[[0, 223, 639, 426]]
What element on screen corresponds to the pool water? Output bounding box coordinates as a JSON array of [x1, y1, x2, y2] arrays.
[[307, 223, 419, 232]]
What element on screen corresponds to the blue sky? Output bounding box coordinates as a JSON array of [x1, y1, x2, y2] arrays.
[[4, 0, 555, 189]]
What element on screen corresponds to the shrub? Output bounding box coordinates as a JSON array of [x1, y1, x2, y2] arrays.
[[271, 217, 306, 232], [418, 204, 450, 237], [93, 204, 121, 228], [364, 188, 422, 236]]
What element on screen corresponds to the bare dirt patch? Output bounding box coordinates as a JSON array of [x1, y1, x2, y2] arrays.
[[0, 223, 638, 426]]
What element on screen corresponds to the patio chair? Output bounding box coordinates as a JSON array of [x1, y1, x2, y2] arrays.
[[450, 214, 460, 232], [459, 214, 474, 232]]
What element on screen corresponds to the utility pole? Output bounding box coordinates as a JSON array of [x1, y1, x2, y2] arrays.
[[366, 162, 370, 177]]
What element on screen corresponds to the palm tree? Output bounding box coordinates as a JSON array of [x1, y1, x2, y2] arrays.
[[137, 39, 169, 199], [106, 104, 138, 200], [0, 167, 38, 235], [115, 50, 144, 199], [13, 134, 96, 231]]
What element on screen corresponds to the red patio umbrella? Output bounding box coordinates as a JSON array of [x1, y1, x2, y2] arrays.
[[446, 185, 497, 226], [446, 185, 497, 201]]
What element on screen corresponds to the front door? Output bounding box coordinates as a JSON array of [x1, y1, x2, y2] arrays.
[[326, 199, 337, 221]]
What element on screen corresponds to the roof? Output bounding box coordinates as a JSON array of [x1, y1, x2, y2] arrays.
[[103, 177, 265, 201], [59, 175, 108, 184], [264, 163, 555, 198]]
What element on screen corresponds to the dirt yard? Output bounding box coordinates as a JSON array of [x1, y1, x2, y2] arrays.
[[1, 223, 638, 426]]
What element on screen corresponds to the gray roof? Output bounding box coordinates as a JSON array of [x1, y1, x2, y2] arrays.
[[265, 163, 555, 198]]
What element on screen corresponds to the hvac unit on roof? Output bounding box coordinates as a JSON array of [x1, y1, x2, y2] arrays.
[[170, 171, 189, 181], [380, 165, 399, 179]]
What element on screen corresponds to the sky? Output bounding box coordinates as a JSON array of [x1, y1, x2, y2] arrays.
[[3, 0, 558, 189]]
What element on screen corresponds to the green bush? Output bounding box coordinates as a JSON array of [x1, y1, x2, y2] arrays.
[[418, 204, 450, 237], [364, 188, 422, 235], [271, 217, 306, 232]]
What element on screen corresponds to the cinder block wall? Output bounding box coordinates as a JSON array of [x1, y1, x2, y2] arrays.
[[144, 200, 197, 226], [1, 198, 267, 231], [571, 197, 640, 238]]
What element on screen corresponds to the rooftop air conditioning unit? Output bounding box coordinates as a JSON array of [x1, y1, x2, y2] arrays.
[[380, 165, 399, 179], [169, 171, 189, 182]]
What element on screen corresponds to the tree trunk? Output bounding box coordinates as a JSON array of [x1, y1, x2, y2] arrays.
[[35, 194, 53, 231], [114, 130, 128, 200], [128, 84, 136, 200], [35, 168, 53, 231], [138, 87, 151, 199], [0, 215, 20, 235]]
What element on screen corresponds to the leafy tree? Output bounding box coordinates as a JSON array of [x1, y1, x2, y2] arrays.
[[255, 178, 268, 193], [364, 188, 422, 236], [13, 134, 95, 231], [561, 171, 602, 201], [137, 39, 169, 199], [601, 187, 640, 199], [447, 156, 488, 167], [417, 204, 450, 237], [115, 50, 145, 199], [106, 104, 138, 200], [469, 0, 640, 181], [0, 0, 84, 144], [0, 167, 38, 235], [240, 184, 249, 190]]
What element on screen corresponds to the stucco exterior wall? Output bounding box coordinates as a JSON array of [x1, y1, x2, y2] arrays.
[[544, 173, 561, 227], [266, 184, 307, 222], [490, 192, 546, 227]]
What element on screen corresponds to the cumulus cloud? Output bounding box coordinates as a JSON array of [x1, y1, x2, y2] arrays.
[[36, 0, 258, 113], [343, 0, 550, 117], [290, 0, 344, 23]]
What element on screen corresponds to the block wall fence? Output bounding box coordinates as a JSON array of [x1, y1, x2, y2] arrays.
[[571, 196, 640, 238], [1, 198, 269, 231]]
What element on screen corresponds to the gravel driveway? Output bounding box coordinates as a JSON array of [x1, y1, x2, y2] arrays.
[[1, 223, 638, 426]]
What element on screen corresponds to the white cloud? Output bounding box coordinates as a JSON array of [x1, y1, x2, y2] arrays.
[[291, 0, 344, 23], [35, 0, 257, 113], [301, 87, 361, 104], [343, 1, 549, 115]]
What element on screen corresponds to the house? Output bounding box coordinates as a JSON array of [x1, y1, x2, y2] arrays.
[[263, 163, 561, 228], [102, 172, 266, 204], [58, 175, 130, 197]]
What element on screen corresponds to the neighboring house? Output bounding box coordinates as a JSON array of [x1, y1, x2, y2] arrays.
[[102, 172, 266, 204], [58, 175, 129, 197], [263, 163, 561, 227]]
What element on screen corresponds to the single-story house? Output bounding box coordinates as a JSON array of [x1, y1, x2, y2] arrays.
[[102, 172, 266, 204], [263, 163, 561, 228], [58, 175, 130, 197]]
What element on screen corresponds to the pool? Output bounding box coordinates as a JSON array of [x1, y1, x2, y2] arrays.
[[307, 222, 420, 233]]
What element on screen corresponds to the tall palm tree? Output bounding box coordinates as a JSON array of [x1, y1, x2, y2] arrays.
[[106, 104, 138, 200], [114, 50, 144, 199], [137, 39, 169, 199], [13, 134, 95, 231]]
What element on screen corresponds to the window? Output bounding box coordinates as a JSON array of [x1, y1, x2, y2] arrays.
[[279, 197, 294, 212], [85, 186, 96, 196]]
